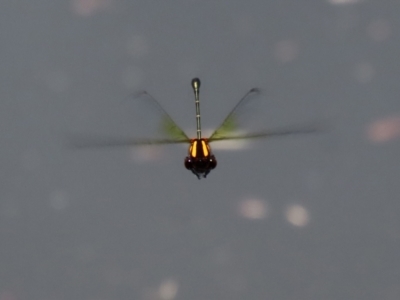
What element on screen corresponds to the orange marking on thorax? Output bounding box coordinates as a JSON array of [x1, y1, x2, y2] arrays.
[[189, 139, 212, 158]]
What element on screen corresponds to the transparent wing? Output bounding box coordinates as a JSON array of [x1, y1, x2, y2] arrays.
[[208, 88, 321, 143], [209, 88, 261, 140], [67, 135, 190, 149], [209, 122, 322, 142], [67, 91, 190, 149]]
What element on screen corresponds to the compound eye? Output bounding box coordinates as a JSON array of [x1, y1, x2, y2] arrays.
[[209, 156, 217, 169], [184, 157, 193, 170]]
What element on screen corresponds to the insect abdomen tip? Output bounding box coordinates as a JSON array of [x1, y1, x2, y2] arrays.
[[191, 78, 201, 90]]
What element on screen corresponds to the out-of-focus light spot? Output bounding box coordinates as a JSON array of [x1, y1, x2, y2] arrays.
[[238, 198, 268, 220], [121, 66, 144, 90], [367, 19, 391, 42], [285, 204, 309, 227], [328, 0, 362, 5], [129, 146, 163, 163], [71, 0, 113, 16], [354, 62, 374, 83], [159, 279, 179, 300], [127, 35, 149, 58], [367, 116, 400, 143], [49, 190, 69, 210], [274, 40, 299, 63]]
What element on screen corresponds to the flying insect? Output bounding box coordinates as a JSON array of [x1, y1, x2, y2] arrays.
[[71, 78, 318, 179]]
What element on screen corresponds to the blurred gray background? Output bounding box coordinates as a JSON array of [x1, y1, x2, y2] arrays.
[[1, 0, 400, 299]]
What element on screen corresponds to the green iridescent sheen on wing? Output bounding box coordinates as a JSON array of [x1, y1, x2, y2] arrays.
[[209, 115, 239, 140], [209, 88, 261, 141], [160, 116, 190, 141]]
